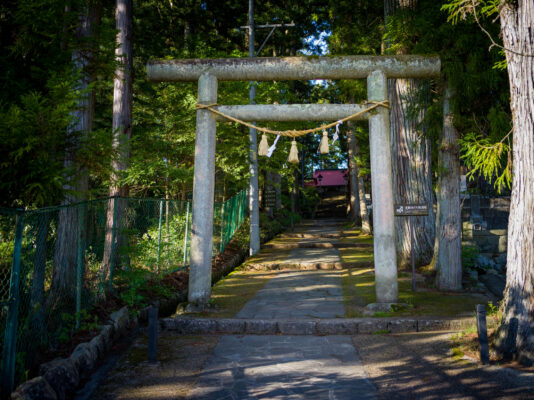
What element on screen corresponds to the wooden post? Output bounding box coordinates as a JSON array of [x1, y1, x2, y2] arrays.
[[148, 306, 158, 363], [476, 304, 490, 364]]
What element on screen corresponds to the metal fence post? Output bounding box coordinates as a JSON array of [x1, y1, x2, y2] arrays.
[[219, 201, 226, 254], [109, 196, 119, 292], [76, 204, 85, 330], [182, 201, 190, 266], [1, 211, 25, 396], [157, 200, 163, 272]]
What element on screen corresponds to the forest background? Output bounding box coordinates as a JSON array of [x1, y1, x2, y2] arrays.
[[0, 0, 510, 210]]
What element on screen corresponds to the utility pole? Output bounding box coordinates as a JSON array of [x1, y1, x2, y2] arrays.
[[244, 0, 294, 256]]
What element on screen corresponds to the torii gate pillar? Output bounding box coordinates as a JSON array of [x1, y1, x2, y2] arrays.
[[368, 70, 397, 302], [189, 73, 217, 304]]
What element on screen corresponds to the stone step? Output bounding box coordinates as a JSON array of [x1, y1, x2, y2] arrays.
[[244, 261, 373, 270], [280, 233, 341, 239], [161, 316, 473, 335], [262, 242, 372, 250], [300, 219, 347, 225]]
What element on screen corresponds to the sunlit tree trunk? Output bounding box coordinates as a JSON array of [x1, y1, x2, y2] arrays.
[[101, 0, 133, 283], [495, 0, 534, 365], [435, 84, 462, 290], [385, 0, 435, 269], [347, 123, 361, 226]]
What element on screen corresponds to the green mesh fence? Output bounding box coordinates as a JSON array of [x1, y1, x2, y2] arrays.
[[0, 190, 247, 394]]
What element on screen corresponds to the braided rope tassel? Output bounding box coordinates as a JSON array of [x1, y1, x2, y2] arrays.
[[288, 140, 299, 163], [319, 130, 329, 154], [258, 134, 269, 156]]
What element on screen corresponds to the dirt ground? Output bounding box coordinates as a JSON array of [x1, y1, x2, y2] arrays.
[[86, 330, 220, 400], [353, 331, 534, 400]]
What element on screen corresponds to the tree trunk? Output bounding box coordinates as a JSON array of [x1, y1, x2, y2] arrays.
[[385, 0, 435, 269], [31, 213, 50, 334], [354, 141, 372, 234], [264, 170, 274, 218], [435, 84, 462, 290], [274, 173, 282, 211], [347, 123, 361, 226], [495, 1, 534, 365], [49, 4, 96, 306], [100, 0, 133, 283]]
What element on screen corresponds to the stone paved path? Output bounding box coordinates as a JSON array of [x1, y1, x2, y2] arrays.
[[187, 335, 378, 400], [185, 221, 379, 399], [277, 221, 341, 265], [235, 270, 345, 319]]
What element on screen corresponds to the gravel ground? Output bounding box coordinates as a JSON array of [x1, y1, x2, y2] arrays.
[[87, 331, 219, 400], [352, 331, 534, 400]]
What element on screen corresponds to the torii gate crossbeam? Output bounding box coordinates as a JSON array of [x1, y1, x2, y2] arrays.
[[147, 55, 440, 307]]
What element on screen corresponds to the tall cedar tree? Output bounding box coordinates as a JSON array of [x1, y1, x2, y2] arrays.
[[385, 0, 436, 269], [50, 2, 98, 305], [495, 0, 534, 365], [100, 0, 133, 282]]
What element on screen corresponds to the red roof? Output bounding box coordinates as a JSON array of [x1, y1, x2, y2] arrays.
[[313, 169, 348, 186]]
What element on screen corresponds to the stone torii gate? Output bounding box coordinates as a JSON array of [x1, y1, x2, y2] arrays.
[[147, 55, 440, 306]]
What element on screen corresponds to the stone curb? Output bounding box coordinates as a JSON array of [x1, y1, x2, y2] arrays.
[[262, 243, 373, 250], [11, 306, 133, 400], [11, 291, 188, 400], [161, 317, 474, 335], [244, 261, 373, 271]]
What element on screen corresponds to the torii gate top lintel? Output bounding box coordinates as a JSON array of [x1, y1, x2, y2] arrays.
[[147, 55, 440, 82]]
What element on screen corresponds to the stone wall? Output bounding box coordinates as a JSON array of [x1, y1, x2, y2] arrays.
[[461, 196, 510, 255]]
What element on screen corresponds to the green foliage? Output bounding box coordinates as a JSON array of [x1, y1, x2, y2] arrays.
[[0, 70, 83, 207], [55, 309, 100, 345], [459, 132, 512, 193], [461, 245, 480, 269], [115, 269, 150, 308], [125, 211, 190, 271], [441, 0, 500, 25], [299, 186, 320, 217]]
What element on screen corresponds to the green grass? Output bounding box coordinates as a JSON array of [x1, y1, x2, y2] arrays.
[[339, 247, 374, 264], [339, 234, 373, 245], [183, 269, 276, 318], [340, 236, 488, 318], [343, 266, 488, 317]]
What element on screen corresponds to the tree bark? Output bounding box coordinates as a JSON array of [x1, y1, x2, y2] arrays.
[[264, 170, 274, 218], [347, 123, 361, 226], [100, 0, 133, 282], [495, 0, 534, 365], [49, 3, 96, 306], [435, 84, 462, 291], [354, 141, 372, 234], [31, 213, 50, 334], [385, 0, 435, 269], [274, 172, 282, 210]]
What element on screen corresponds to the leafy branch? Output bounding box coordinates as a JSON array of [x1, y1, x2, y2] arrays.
[[459, 131, 512, 193], [442, 0, 534, 59]]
